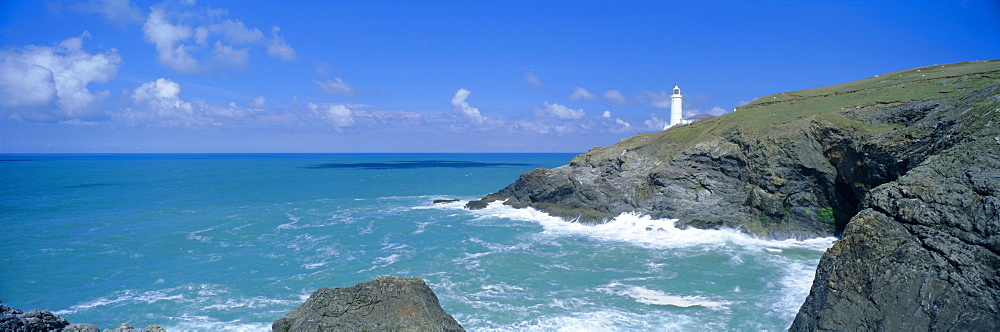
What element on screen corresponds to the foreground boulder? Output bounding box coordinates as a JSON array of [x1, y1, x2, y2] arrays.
[[273, 276, 464, 332]]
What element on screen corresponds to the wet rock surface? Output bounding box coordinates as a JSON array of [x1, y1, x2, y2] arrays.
[[273, 276, 464, 332]]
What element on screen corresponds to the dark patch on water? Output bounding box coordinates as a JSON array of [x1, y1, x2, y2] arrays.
[[64, 183, 118, 189], [303, 160, 532, 170]]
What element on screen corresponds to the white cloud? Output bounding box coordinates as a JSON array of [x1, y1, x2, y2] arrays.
[[451, 88, 486, 124], [141, 5, 295, 73], [642, 114, 668, 130], [639, 90, 671, 109], [267, 27, 297, 61], [705, 106, 729, 116], [568, 87, 597, 101], [63, 0, 144, 25], [250, 96, 266, 107], [314, 62, 331, 76], [123, 78, 254, 127], [604, 90, 628, 106], [211, 41, 249, 69], [209, 20, 264, 45], [131, 78, 193, 115], [143, 8, 197, 72], [542, 102, 584, 119], [601, 110, 612, 118], [521, 72, 543, 90], [308, 102, 355, 127], [314, 77, 356, 97], [615, 118, 631, 128], [0, 33, 120, 122]]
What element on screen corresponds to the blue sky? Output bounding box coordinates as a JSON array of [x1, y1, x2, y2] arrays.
[[1, 0, 998, 153]]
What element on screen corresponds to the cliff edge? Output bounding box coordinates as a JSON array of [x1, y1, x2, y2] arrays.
[[468, 60, 1000, 328]]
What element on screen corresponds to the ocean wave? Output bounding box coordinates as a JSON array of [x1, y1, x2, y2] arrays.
[[410, 199, 470, 210], [187, 227, 216, 242], [598, 282, 731, 309], [53, 284, 220, 315], [462, 309, 691, 332], [466, 201, 836, 251], [774, 260, 823, 326], [201, 296, 301, 311], [359, 253, 403, 272], [277, 211, 353, 230], [163, 314, 271, 332]]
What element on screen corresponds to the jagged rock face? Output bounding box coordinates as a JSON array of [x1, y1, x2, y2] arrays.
[[790, 138, 999, 330], [273, 276, 465, 332], [469, 110, 953, 239], [468, 67, 999, 241], [472, 130, 850, 239]]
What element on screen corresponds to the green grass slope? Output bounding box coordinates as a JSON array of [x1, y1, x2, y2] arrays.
[[591, 59, 1000, 161]]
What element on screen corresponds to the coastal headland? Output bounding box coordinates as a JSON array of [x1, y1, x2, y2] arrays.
[[469, 59, 1000, 330]]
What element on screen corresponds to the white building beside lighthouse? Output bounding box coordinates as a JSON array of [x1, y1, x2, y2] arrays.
[[664, 85, 686, 130]]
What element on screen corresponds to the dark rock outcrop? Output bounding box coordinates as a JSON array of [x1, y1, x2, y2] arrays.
[[0, 303, 164, 332], [273, 276, 464, 332], [467, 60, 1000, 328], [790, 139, 999, 330], [1, 304, 70, 332]]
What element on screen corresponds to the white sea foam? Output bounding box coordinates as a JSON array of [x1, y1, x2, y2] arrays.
[[466, 309, 691, 332], [277, 211, 350, 230], [187, 227, 215, 242], [54, 285, 216, 315], [360, 253, 402, 272], [202, 296, 300, 311], [411, 199, 468, 210], [475, 282, 526, 297], [469, 202, 835, 251], [775, 260, 823, 325], [163, 313, 271, 332], [599, 282, 731, 309], [452, 237, 530, 270], [301, 261, 329, 270], [412, 221, 432, 234], [373, 254, 401, 265]]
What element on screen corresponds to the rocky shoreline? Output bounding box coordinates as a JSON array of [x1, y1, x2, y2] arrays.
[[0, 303, 164, 332], [468, 60, 1000, 329]]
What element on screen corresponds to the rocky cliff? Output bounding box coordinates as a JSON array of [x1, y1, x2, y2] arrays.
[[273, 276, 464, 332], [468, 60, 1000, 328]]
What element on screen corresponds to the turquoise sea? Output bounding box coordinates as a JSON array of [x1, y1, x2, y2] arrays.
[[0, 154, 834, 331]]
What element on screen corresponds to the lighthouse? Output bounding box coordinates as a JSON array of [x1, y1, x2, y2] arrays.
[[666, 85, 683, 129]]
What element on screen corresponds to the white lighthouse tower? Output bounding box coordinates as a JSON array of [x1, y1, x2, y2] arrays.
[[665, 85, 683, 130]]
